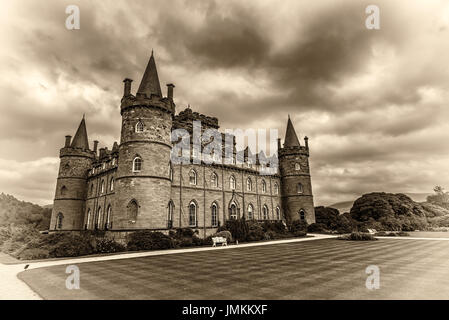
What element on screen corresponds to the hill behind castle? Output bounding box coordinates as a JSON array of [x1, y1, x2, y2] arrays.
[[0, 193, 51, 230]]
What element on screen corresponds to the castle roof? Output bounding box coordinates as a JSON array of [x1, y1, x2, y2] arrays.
[[137, 51, 162, 98], [71, 116, 90, 150], [284, 116, 301, 148]]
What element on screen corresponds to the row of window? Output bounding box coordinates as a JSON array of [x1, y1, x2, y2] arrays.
[[189, 170, 283, 193], [171, 201, 282, 228], [89, 177, 114, 196], [91, 158, 117, 175], [55, 202, 305, 230], [85, 205, 112, 230]]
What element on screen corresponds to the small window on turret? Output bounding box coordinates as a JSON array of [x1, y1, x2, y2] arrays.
[[133, 157, 142, 172], [136, 121, 144, 133], [297, 183, 304, 194], [295, 163, 301, 171]]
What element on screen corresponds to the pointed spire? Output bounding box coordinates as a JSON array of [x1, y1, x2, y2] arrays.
[[137, 51, 162, 98], [284, 116, 301, 148], [71, 117, 90, 150]]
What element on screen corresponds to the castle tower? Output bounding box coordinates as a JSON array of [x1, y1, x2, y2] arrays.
[[279, 117, 315, 223], [50, 117, 95, 230], [113, 52, 175, 229]]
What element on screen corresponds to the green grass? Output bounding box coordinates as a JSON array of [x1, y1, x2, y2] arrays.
[[18, 238, 449, 299]]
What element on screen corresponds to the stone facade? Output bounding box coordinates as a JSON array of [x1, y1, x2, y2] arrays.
[[50, 53, 315, 237]]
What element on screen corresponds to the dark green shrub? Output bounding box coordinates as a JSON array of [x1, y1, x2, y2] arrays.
[[288, 220, 308, 237], [262, 221, 287, 234], [203, 236, 213, 245], [247, 221, 265, 242], [95, 238, 126, 253], [127, 231, 175, 251], [175, 228, 195, 238], [49, 234, 95, 257], [225, 219, 249, 241], [18, 248, 50, 260], [338, 232, 377, 241], [264, 230, 277, 240], [307, 223, 328, 233]]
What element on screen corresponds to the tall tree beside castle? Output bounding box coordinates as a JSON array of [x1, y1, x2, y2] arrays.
[[50, 52, 315, 237]]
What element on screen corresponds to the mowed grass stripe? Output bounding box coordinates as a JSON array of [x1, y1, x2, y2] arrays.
[[17, 238, 449, 299]]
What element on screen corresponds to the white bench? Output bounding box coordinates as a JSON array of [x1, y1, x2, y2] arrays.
[[212, 236, 227, 247]]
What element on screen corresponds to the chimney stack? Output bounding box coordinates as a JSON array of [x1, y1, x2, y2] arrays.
[[304, 136, 309, 149], [167, 83, 175, 100], [93, 140, 99, 154], [123, 78, 133, 96], [65, 135, 72, 147]]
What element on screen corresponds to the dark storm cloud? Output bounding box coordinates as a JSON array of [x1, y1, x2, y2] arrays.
[[0, 0, 448, 205]]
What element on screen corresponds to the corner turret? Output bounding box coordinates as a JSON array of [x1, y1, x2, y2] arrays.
[[50, 117, 95, 231], [279, 117, 315, 223]]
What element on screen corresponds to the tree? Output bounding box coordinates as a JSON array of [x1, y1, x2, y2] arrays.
[[427, 186, 449, 209]]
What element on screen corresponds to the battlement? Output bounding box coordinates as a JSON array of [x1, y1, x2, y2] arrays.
[[60, 146, 95, 159], [173, 108, 219, 131], [278, 145, 309, 157], [120, 93, 174, 115]]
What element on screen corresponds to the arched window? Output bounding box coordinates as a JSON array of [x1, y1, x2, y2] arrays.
[[295, 163, 301, 171], [229, 202, 238, 220], [127, 200, 138, 223], [211, 172, 218, 187], [230, 176, 236, 190], [56, 212, 63, 229], [61, 185, 67, 196], [297, 183, 304, 194], [189, 201, 197, 227], [274, 183, 279, 195], [90, 183, 94, 195], [133, 157, 142, 172], [262, 205, 269, 220], [110, 177, 114, 191], [169, 164, 173, 181], [276, 207, 281, 220], [261, 180, 266, 193], [189, 169, 197, 185], [86, 209, 91, 230], [112, 158, 116, 166], [135, 121, 144, 133], [247, 204, 254, 220], [168, 201, 174, 228], [100, 180, 105, 194], [246, 178, 252, 191], [211, 203, 218, 227], [106, 205, 112, 230], [300, 210, 306, 221], [96, 207, 102, 230]]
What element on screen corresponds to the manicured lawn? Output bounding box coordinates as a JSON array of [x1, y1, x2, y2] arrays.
[[18, 238, 449, 299]]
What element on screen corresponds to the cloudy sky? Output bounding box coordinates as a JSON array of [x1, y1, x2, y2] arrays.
[[1, 0, 449, 206]]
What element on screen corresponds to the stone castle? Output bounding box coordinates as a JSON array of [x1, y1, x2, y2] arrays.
[[50, 53, 315, 237]]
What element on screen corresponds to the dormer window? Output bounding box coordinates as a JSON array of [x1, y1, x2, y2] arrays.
[[135, 121, 144, 133]]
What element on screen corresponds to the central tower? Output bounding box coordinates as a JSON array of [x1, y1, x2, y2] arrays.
[[113, 53, 175, 230]]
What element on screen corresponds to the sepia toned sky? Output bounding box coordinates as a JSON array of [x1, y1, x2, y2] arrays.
[[0, 0, 449, 206]]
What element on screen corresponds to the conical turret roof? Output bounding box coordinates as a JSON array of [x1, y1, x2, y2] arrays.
[[284, 116, 301, 148], [137, 51, 162, 97], [71, 116, 90, 150]]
